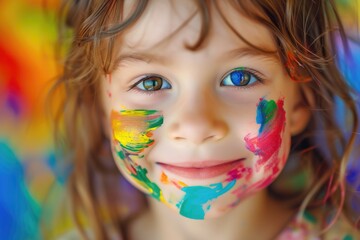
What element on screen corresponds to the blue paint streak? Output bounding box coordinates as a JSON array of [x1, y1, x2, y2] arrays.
[[176, 180, 236, 220], [256, 99, 277, 134], [256, 100, 267, 134], [0, 140, 41, 240]]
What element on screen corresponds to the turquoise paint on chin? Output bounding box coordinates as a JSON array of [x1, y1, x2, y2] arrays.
[[176, 180, 236, 220]]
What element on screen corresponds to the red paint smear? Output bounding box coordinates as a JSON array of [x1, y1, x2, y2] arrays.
[[229, 152, 287, 204], [171, 180, 184, 190], [124, 157, 138, 175], [244, 99, 286, 173], [226, 163, 252, 182]]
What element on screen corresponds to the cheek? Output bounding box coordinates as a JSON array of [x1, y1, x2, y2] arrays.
[[110, 109, 166, 201], [233, 98, 289, 197], [246, 98, 287, 172], [107, 99, 290, 220], [111, 109, 163, 155]]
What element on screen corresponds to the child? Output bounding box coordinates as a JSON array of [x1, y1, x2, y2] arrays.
[[51, 0, 360, 239]]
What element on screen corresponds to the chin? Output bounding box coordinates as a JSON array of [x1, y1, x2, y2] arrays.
[[174, 201, 234, 220]]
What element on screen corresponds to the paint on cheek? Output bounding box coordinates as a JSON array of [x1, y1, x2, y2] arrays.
[[111, 109, 165, 202], [111, 109, 163, 154], [131, 165, 165, 202], [160, 172, 169, 184], [256, 99, 277, 134], [225, 163, 252, 182], [244, 98, 286, 173], [176, 180, 236, 220], [160, 172, 187, 189]]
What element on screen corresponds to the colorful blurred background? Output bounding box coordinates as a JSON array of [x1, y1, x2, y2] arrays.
[[0, 0, 359, 239], [0, 0, 69, 239]]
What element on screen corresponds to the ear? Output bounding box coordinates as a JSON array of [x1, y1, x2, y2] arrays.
[[289, 84, 315, 136]]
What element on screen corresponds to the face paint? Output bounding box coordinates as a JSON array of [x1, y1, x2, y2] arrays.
[[160, 172, 170, 184], [176, 180, 236, 220], [159, 169, 239, 219], [160, 171, 236, 219], [110, 99, 288, 220], [225, 163, 252, 182], [112, 109, 163, 155], [131, 165, 164, 201], [111, 109, 166, 202], [244, 98, 286, 174], [230, 98, 287, 200], [160, 172, 187, 188]]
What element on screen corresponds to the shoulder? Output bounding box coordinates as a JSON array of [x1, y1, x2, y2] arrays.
[[277, 208, 359, 240]]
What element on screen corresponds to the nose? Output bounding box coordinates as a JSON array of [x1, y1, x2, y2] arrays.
[[168, 95, 228, 145]]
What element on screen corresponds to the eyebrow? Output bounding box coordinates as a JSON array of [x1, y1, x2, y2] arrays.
[[115, 52, 167, 66], [225, 46, 279, 62], [115, 46, 279, 67]]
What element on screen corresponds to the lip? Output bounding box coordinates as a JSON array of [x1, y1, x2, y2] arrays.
[[157, 159, 245, 179]]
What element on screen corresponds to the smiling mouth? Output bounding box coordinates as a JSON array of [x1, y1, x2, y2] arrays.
[[157, 159, 245, 179]]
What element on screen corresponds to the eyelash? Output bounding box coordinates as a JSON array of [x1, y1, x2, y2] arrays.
[[127, 67, 264, 95], [128, 74, 170, 96], [221, 68, 264, 90]]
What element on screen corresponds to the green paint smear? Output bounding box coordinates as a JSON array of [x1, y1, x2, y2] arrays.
[[120, 139, 154, 153], [147, 115, 164, 129], [119, 109, 158, 116], [117, 109, 163, 153], [257, 99, 277, 133], [117, 150, 125, 160], [131, 165, 162, 201], [176, 180, 236, 220], [114, 110, 164, 201]]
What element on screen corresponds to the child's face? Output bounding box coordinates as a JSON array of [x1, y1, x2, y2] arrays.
[[102, 1, 304, 220]]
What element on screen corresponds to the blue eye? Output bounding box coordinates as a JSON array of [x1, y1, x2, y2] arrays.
[[221, 68, 259, 87], [135, 75, 171, 91]]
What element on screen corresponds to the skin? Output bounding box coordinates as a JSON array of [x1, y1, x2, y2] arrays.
[[101, 1, 311, 239]]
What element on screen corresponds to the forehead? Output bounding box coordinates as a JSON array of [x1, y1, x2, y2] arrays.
[[121, 0, 275, 55]]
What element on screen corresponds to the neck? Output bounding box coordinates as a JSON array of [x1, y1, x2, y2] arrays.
[[142, 190, 295, 240]]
